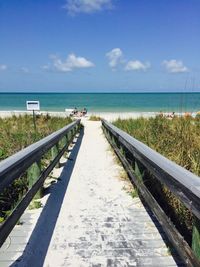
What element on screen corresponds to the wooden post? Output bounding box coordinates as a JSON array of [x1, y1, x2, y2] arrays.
[[68, 130, 72, 143], [72, 128, 76, 138], [32, 110, 37, 132], [192, 217, 200, 260], [119, 145, 124, 155], [111, 135, 115, 145], [51, 144, 60, 168], [62, 136, 68, 147], [74, 125, 77, 134], [71, 128, 75, 138], [27, 161, 42, 199], [134, 160, 144, 182]]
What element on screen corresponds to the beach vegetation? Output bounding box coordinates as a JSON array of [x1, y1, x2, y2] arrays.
[[29, 200, 43, 210], [0, 114, 73, 160], [113, 115, 200, 245], [0, 114, 73, 221], [89, 115, 101, 121], [130, 188, 138, 198], [114, 116, 200, 176]]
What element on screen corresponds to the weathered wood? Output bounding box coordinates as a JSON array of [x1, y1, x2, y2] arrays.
[[0, 119, 80, 248], [0, 120, 80, 194], [102, 119, 200, 267], [0, 142, 69, 248], [192, 218, 200, 261], [62, 136, 68, 147], [51, 144, 60, 168], [102, 119, 200, 221], [27, 161, 42, 198]]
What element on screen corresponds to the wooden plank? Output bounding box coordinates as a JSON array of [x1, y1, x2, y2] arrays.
[[0, 120, 80, 193], [27, 161, 42, 199], [102, 121, 200, 267], [102, 119, 200, 221], [0, 120, 80, 248], [192, 218, 200, 261], [0, 141, 69, 248], [51, 144, 60, 168]]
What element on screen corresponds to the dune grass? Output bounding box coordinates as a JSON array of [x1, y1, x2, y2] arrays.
[[0, 114, 73, 161], [0, 114, 73, 221], [113, 115, 200, 244], [89, 115, 101, 121], [114, 115, 200, 176]]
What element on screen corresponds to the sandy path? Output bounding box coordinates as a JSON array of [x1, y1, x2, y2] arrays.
[[31, 120, 180, 267]]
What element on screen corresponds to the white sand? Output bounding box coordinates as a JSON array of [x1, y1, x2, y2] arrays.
[[88, 111, 158, 121], [1, 110, 196, 122], [0, 110, 159, 122]]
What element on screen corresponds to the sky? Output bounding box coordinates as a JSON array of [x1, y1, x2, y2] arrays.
[[0, 0, 200, 92]]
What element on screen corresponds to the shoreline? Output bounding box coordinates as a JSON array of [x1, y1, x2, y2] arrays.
[[0, 110, 197, 121], [0, 110, 158, 121]]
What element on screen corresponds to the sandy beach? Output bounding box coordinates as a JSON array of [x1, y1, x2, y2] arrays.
[[0, 110, 197, 122], [0, 110, 159, 121]]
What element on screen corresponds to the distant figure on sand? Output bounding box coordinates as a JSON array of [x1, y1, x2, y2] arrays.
[[69, 107, 87, 117], [169, 111, 175, 118], [81, 108, 87, 116], [73, 107, 78, 115], [69, 107, 78, 117]]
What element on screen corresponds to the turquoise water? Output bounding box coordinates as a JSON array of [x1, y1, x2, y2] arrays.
[[0, 93, 199, 112]]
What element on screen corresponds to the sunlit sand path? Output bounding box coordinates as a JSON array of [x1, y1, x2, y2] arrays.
[[42, 121, 181, 267], [1, 121, 184, 267]]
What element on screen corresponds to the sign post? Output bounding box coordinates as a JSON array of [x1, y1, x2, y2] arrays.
[[26, 101, 40, 132]]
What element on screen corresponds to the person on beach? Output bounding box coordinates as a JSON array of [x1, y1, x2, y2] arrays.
[[79, 108, 87, 117], [82, 108, 87, 116], [169, 111, 175, 119], [73, 107, 78, 115]]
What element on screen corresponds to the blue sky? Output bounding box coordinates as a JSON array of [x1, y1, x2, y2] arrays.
[[0, 0, 200, 92]]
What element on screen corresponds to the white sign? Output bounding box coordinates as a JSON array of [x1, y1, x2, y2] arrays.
[[26, 101, 40, 111]]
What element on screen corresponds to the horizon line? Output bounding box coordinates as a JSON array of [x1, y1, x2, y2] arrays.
[[0, 91, 200, 94]]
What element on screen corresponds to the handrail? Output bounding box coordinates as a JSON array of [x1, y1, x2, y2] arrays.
[[0, 120, 80, 193], [102, 119, 200, 267], [0, 119, 81, 247], [102, 119, 200, 219]]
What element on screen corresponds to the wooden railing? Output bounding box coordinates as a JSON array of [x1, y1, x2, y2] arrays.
[[102, 119, 200, 267], [0, 119, 81, 247]]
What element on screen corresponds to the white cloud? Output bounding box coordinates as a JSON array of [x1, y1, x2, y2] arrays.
[[125, 60, 150, 71], [0, 64, 7, 71], [162, 59, 189, 73], [50, 53, 94, 72], [106, 48, 123, 69], [21, 67, 29, 73], [64, 0, 113, 15]]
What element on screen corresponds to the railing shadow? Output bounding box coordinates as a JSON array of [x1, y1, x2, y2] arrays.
[[11, 130, 84, 267], [138, 195, 186, 267]]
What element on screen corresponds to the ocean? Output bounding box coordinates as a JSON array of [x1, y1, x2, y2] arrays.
[[0, 93, 199, 112]]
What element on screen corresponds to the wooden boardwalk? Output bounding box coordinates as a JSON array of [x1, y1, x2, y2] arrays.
[[0, 121, 185, 267]]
